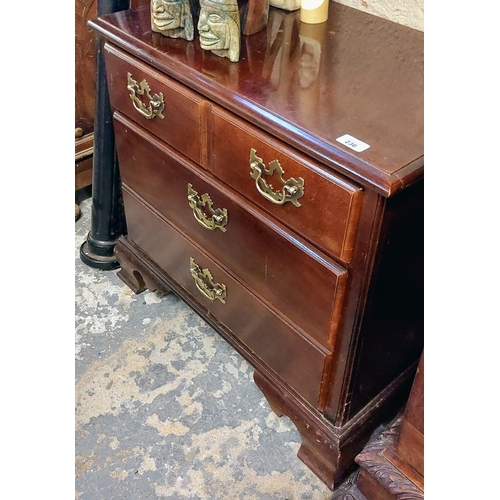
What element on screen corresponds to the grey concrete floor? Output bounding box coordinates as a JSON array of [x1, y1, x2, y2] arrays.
[[75, 191, 345, 499]]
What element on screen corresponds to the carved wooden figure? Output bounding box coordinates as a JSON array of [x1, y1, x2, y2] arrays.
[[198, 0, 241, 62], [151, 0, 195, 41]]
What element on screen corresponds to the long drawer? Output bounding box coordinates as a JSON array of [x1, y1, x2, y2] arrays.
[[114, 113, 347, 350], [210, 106, 364, 263], [104, 43, 207, 165], [121, 187, 330, 408]]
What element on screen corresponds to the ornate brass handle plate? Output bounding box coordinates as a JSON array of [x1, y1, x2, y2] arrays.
[[187, 184, 228, 232], [127, 72, 165, 120], [249, 148, 304, 207], [189, 257, 227, 303]]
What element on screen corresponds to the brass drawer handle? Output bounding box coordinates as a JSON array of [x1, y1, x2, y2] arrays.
[[127, 72, 165, 120], [187, 183, 228, 232], [249, 148, 304, 207], [189, 257, 227, 303]]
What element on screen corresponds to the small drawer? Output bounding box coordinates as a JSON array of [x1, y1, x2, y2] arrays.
[[114, 113, 347, 351], [104, 43, 207, 165], [210, 106, 364, 263], [122, 187, 330, 409]]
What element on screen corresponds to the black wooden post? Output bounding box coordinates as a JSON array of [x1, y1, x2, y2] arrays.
[[80, 0, 130, 270]]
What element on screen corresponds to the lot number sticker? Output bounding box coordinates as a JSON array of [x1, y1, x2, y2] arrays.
[[336, 134, 370, 153]]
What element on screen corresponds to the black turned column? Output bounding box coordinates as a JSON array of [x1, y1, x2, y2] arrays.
[[80, 0, 130, 270]]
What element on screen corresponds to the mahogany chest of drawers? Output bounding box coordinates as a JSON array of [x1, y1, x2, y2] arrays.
[[89, 2, 423, 490]]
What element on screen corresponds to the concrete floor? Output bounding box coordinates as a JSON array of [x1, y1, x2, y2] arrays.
[[75, 191, 351, 499]]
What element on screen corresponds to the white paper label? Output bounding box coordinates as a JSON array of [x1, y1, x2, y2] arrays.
[[301, 0, 324, 9], [336, 134, 370, 153]]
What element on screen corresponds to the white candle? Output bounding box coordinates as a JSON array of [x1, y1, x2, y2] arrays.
[[300, 0, 329, 24]]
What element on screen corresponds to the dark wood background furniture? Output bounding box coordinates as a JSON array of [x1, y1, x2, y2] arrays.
[[75, 0, 98, 191], [76, 0, 150, 191], [353, 351, 424, 499], [89, 2, 423, 490]]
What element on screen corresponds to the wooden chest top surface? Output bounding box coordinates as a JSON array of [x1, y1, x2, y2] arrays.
[[89, 2, 423, 197]]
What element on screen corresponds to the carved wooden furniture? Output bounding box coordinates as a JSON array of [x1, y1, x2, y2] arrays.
[[355, 352, 424, 499], [89, 2, 423, 490]]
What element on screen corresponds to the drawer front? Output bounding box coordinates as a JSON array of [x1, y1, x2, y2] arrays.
[[210, 106, 364, 263], [122, 187, 329, 409], [104, 43, 206, 165], [115, 114, 347, 350]]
